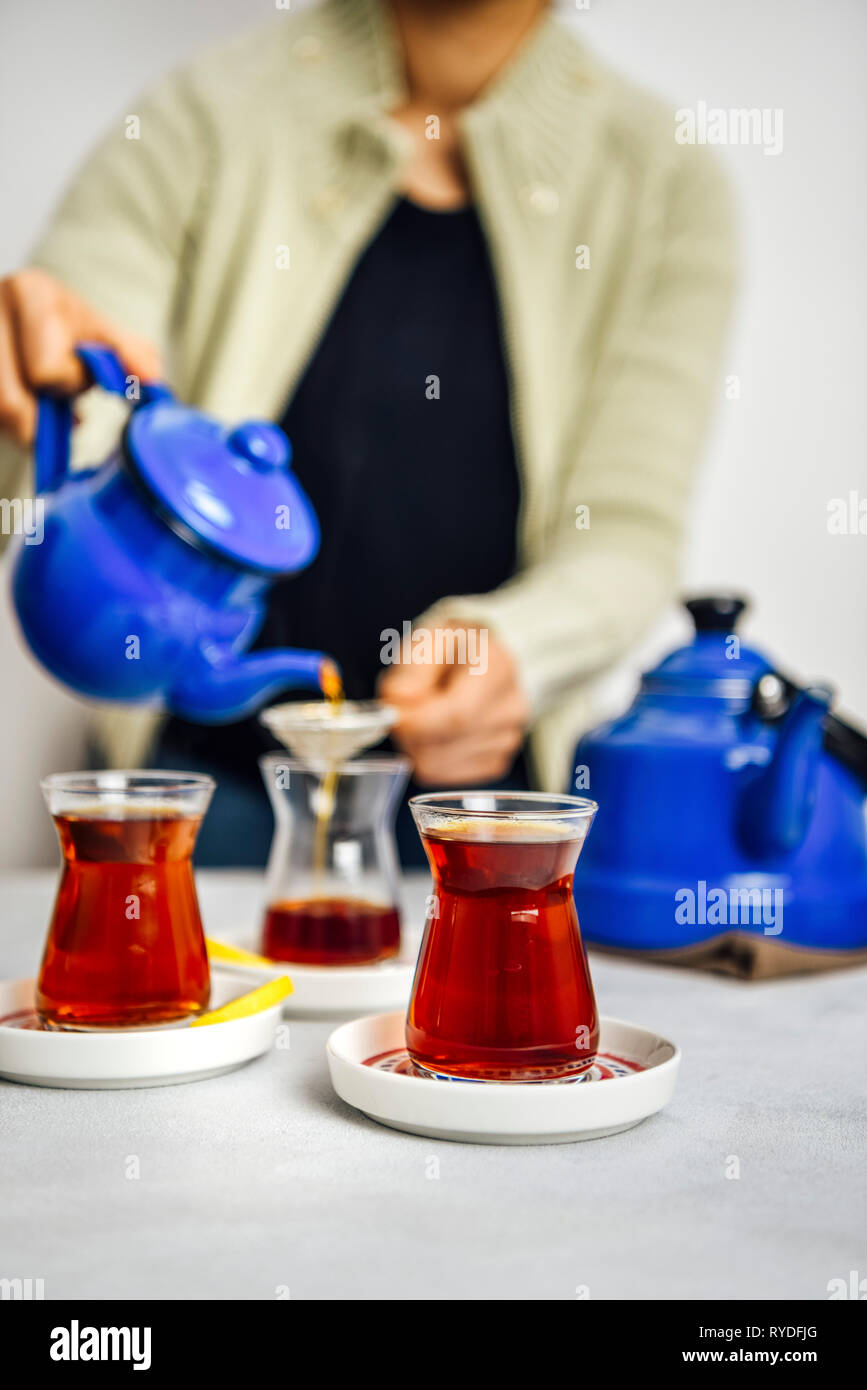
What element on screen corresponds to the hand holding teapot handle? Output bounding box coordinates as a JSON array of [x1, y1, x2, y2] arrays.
[[0, 268, 162, 446]]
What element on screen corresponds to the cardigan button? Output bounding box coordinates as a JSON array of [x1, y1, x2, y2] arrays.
[[526, 183, 560, 216], [311, 185, 344, 218], [292, 34, 323, 63]]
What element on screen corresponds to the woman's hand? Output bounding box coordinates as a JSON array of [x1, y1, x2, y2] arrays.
[[378, 625, 530, 786], [0, 268, 162, 445]]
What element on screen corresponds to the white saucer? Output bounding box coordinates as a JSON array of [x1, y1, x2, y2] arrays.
[[0, 978, 283, 1090], [209, 929, 418, 1017], [327, 1012, 680, 1145]]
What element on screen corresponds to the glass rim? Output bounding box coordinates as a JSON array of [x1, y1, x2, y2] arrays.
[[409, 790, 598, 820], [259, 752, 411, 776], [261, 698, 397, 723], [40, 769, 216, 797]]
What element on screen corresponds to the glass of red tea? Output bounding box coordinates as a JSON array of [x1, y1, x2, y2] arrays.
[[37, 771, 214, 1030], [406, 792, 599, 1082], [259, 754, 409, 966]]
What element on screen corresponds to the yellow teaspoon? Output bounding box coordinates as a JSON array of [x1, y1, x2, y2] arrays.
[[191, 975, 293, 1027]]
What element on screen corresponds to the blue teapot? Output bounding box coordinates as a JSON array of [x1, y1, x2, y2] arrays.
[[12, 344, 331, 721], [571, 596, 867, 964]]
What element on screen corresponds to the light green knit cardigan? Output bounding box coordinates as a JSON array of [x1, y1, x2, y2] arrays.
[[7, 0, 736, 788]]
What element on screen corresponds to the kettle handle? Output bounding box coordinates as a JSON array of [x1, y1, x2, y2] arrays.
[[34, 343, 170, 494], [754, 668, 867, 788]]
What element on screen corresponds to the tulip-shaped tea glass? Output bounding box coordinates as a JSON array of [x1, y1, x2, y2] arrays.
[[407, 792, 599, 1082], [260, 754, 409, 965], [37, 771, 214, 1030]]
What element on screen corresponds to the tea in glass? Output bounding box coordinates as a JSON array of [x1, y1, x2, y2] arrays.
[[407, 793, 598, 1082], [262, 897, 401, 966], [259, 754, 408, 966], [37, 772, 214, 1029]]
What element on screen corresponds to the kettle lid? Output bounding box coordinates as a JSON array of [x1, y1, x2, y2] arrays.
[[124, 402, 318, 575], [643, 596, 770, 697]]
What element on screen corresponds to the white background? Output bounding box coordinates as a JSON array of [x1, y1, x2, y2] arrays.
[[0, 0, 864, 865]]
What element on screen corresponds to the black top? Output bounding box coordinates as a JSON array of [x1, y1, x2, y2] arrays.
[[155, 197, 526, 862], [259, 195, 521, 694]]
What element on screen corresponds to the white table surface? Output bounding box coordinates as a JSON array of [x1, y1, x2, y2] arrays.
[[1, 868, 864, 1302]]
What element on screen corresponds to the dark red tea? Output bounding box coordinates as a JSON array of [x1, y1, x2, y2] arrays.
[[37, 812, 210, 1029], [406, 825, 598, 1081], [262, 897, 401, 965]]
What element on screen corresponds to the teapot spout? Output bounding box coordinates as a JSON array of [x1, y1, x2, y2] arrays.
[[739, 685, 832, 858], [169, 645, 332, 724]]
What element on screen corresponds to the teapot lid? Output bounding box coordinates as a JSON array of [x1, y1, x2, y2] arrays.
[[643, 596, 771, 698], [124, 402, 318, 576]]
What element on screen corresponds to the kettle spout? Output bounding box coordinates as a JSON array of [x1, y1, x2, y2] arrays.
[[739, 685, 832, 858], [169, 644, 332, 724]]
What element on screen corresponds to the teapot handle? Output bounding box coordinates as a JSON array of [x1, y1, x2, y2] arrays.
[[754, 668, 867, 788], [34, 343, 170, 494]]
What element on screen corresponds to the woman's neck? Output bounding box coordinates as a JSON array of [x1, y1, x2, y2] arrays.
[[390, 0, 549, 111], [387, 0, 549, 209]]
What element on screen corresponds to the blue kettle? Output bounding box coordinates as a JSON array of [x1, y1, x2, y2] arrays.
[[571, 596, 867, 971], [12, 344, 331, 722]]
